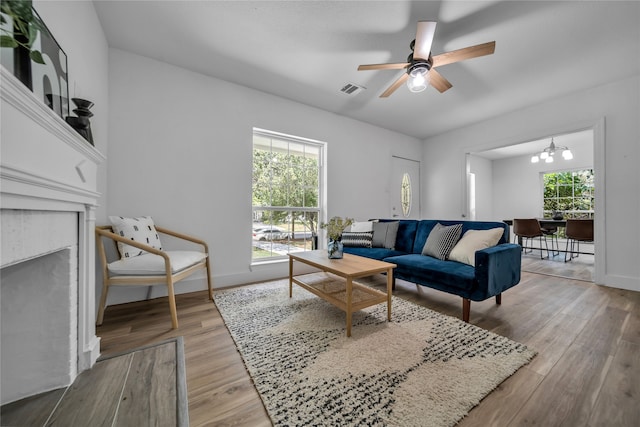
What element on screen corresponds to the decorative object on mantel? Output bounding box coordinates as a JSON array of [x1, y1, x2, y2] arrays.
[[0, 0, 69, 119], [65, 98, 94, 145], [530, 137, 573, 163], [320, 216, 353, 259]]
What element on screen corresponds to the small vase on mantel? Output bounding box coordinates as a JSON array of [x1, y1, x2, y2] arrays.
[[328, 238, 344, 259], [65, 98, 94, 145]]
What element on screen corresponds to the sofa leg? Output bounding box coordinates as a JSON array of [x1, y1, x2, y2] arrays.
[[496, 294, 502, 305], [392, 277, 396, 291], [462, 298, 470, 322]]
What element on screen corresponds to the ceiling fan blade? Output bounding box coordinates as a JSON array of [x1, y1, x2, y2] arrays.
[[380, 73, 409, 98], [432, 41, 496, 68], [429, 69, 453, 93], [413, 21, 437, 61], [358, 62, 409, 71]]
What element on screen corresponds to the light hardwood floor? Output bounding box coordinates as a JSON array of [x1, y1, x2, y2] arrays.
[[91, 263, 639, 427]]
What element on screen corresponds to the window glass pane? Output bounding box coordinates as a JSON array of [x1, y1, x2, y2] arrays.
[[253, 129, 323, 262], [542, 169, 594, 220]]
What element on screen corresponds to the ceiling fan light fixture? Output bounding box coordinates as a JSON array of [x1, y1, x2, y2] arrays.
[[406, 62, 431, 93], [407, 71, 429, 92]]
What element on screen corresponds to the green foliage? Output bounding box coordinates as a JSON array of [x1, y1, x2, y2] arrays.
[[252, 147, 320, 232], [543, 169, 594, 217], [320, 217, 353, 241], [0, 0, 45, 64]]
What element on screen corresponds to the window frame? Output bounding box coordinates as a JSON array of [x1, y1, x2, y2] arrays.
[[542, 168, 595, 219], [251, 128, 325, 263]]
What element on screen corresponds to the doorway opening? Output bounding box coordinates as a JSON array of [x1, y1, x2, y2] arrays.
[[464, 124, 602, 283]]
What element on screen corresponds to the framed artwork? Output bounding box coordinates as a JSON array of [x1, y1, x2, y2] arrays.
[[0, 4, 69, 119], [30, 8, 69, 119]]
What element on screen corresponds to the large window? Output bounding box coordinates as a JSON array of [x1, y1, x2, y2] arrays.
[[543, 169, 594, 219], [252, 128, 324, 262]]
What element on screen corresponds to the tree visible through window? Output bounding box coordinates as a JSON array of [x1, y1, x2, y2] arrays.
[[543, 169, 594, 219], [252, 128, 323, 261]]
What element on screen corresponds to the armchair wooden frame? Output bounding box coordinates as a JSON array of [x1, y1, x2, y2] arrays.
[[96, 225, 213, 329]]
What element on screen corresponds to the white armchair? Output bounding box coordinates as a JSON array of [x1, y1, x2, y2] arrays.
[[96, 221, 213, 329]]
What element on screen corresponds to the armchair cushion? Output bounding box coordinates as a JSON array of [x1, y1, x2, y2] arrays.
[[109, 216, 163, 258], [107, 250, 206, 275]]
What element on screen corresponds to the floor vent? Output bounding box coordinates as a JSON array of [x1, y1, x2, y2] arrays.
[[339, 83, 365, 95]]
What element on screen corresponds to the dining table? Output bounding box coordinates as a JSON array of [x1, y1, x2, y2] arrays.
[[502, 219, 567, 246]]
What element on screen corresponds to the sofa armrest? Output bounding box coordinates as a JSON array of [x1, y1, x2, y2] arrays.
[[474, 243, 522, 299]]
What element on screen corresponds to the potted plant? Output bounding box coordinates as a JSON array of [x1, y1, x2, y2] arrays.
[[0, 0, 45, 89], [320, 216, 353, 259]]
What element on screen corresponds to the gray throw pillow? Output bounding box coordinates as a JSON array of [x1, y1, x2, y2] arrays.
[[372, 221, 399, 249], [422, 223, 463, 260]]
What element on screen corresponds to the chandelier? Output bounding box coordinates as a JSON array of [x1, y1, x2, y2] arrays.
[[530, 138, 573, 163]]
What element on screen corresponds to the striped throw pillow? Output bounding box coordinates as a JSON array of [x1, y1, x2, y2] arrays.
[[341, 231, 373, 248], [421, 223, 463, 260]]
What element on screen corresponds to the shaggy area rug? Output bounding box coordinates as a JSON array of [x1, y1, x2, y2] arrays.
[[214, 275, 535, 427]]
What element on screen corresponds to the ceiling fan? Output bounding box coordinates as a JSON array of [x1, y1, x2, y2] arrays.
[[358, 21, 496, 97]]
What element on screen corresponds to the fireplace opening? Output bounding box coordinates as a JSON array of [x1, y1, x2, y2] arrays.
[[1, 246, 78, 405]]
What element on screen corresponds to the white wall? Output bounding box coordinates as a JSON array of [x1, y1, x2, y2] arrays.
[[422, 75, 640, 292], [468, 155, 493, 220], [105, 49, 422, 304], [33, 1, 109, 222], [492, 133, 594, 221]]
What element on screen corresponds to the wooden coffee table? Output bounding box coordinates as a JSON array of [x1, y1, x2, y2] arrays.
[[288, 250, 396, 337]]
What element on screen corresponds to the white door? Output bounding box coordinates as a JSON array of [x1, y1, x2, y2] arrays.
[[390, 156, 420, 219]]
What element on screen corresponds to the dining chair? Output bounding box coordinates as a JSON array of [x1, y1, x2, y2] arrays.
[[541, 225, 560, 257], [96, 219, 213, 329], [513, 218, 550, 259], [564, 218, 594, 262]]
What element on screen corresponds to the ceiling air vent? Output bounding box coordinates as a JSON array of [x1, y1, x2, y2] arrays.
[[339, 82, 365, 96]]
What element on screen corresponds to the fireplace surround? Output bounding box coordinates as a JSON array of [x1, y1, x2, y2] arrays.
[[1, 66, 104, 404]]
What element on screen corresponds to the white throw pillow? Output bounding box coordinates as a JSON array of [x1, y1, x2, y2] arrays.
[[109, 216, 163, 258], [350, 221, 374, 232], [449, 228, 504, 266]]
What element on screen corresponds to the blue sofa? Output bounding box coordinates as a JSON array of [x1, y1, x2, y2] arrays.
[[343, 219, 522, 322]]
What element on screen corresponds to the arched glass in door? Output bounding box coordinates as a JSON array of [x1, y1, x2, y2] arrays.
[[401, 172, 411, 217]]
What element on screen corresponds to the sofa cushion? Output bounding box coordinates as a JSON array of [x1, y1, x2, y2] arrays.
[[372, 221, 399, 249], [108, 250, 207, 275], [421, 223, 462, 260], [341, 231, 373, 248], [449, 227, 504, 266], [385, 254, 476, 291], [343, 246, 406, 261], [109, 216, 163, 258]]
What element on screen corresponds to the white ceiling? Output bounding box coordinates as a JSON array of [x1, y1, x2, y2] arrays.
[[473, 129, 593, 160], [94, 1, 640, 140]]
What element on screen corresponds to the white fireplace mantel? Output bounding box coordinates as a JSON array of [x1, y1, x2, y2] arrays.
[[1, 65, 105, 402]]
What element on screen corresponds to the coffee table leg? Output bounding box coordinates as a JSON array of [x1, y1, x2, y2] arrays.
[[386, 268, 393, 322], [289, 257, 293, 298], [346, 277, 352, 337]]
